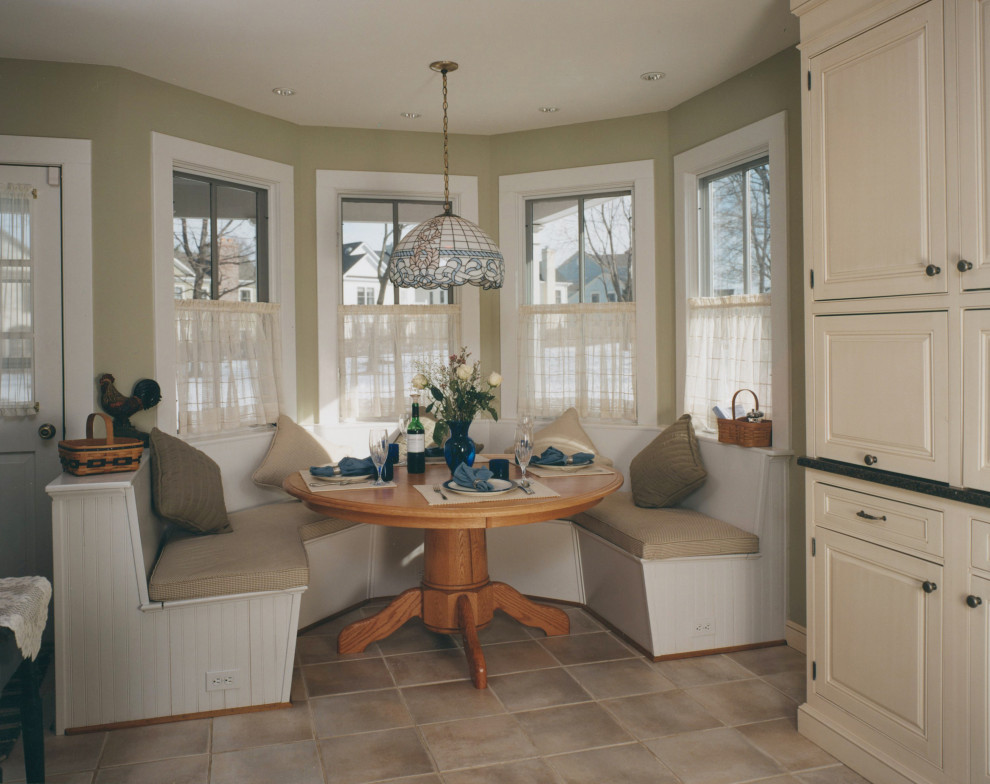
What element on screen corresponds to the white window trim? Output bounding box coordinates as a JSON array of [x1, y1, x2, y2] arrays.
[[151, 133, 297, 439], [498, 160, 657, 427], [673, 111, 790, 448], [316, 170, 482, 425], [0, 135, 93, 433]]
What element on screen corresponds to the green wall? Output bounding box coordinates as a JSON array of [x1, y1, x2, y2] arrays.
[[0, 47, 805, 626]]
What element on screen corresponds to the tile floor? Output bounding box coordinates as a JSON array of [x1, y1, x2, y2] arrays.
[[1, 603, 869, 784]]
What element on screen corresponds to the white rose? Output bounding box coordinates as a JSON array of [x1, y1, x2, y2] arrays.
[[455, 364, 472, 381], [411, 373, 429, 389], [488, 372, 502, 388]]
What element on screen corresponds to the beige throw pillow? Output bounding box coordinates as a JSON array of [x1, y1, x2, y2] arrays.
[[630, 414, 707, 508], [150, 428, 231, 535], [252, 415, 337, 489], [532, 407, 613, 466]]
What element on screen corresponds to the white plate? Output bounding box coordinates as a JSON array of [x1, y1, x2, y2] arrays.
[[530, 462, 594, 472], [443, 478, 516, 496], [308, 471, 374, 484]]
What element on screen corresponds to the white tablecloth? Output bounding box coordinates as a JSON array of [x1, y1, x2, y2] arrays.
[[0, 576, 51, 660]]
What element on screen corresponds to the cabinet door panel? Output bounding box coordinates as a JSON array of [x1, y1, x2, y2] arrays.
[[965, 310, 990, 491], [958, 0, 990, 290], [971, 573, 990, 784], [810, 1, 946, 300], [813, 312, 949, 481], [813, 528, 942, 763]]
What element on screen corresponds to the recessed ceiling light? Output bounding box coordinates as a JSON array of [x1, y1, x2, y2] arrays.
[[401, 112, 422, 119], [272, 87, 296, 96], [640, 72, 666, 81], [539, 106, 559, 113]]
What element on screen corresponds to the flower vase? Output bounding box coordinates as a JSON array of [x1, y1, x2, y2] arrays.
[[443, 420, 476, 472]]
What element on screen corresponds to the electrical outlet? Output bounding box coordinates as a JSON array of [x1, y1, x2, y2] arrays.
[[206, 669, 240, 691], [692, 619, 715, 636]]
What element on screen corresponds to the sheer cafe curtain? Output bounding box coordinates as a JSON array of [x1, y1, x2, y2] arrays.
[[517, 302, 637, 422], [338, 304, 461, 421], [175, 300, 282, 435], [0, 183, 36, 416], [683, 293, 772, 433]]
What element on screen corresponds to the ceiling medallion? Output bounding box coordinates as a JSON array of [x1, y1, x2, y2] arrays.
[[388, 61, 504, 290]]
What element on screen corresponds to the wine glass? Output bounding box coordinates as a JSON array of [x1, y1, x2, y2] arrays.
[[369, 428, 389, 486], [513, 422, 534, 485]]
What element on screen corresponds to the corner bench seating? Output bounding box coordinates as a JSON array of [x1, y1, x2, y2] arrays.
[[46, 424, 789, 733]]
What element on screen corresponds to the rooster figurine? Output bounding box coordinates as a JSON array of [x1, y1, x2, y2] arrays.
[[98, 373, 162, 446]]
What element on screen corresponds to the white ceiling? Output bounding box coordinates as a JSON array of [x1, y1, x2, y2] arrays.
[[1, 0, 799, 135]]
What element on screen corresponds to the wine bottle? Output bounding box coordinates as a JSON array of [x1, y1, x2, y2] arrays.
[[407, 396, 426, 474]]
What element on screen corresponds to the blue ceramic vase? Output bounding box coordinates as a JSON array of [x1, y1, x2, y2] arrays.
[[443, 420, 476, 472]]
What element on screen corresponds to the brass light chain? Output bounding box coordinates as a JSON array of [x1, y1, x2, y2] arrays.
[[441, 67, 450, 214]]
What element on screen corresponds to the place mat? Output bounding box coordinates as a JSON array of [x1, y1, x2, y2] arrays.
[[414, 480, 559, 506], [526, 464, 614, 478], [299, 470, 396, 493]]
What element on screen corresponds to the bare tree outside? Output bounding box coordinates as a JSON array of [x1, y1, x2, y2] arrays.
[[705, 159, 770, 296], [173, 216, 258, 301], [584, 194, 633, 302]]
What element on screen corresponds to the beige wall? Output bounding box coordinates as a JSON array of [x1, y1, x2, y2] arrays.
[[0, 47, 805, 625]]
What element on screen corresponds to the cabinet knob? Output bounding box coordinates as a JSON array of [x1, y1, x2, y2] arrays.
[[864, 454, 878, 466], [922, 581, 938, 594], [925, 264, 941, 277], [958, 259, 974, 272], [967, 595, 983, 608]]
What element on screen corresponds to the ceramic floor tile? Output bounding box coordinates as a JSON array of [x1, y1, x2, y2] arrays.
[[210, 740, 324, 784], [646, 727, 784, 784], [474, 611, 535, 645], [400, 680, 505, 724], [488, 667, 591, 712], [567, 658, 675, 699], [375, 618, 459, 655], [526, 607, 604, 638], [2, 731, 106, 779], [212, 702, 313, 752], [478, 640, 560, 676], [686, 678, 798, 726], [514, 701, 632, 755], [99, 719, 210, 768], [764, 670, 807, 704], [93, 754, 208, 783], [302, 657, 395, 696], [291, 666, 308, 701], [653, 654, 754, 688], [796, 765, 873, 784], [301, 609, 368, 637], [441, 757, 559, 784], [419, 714, 538, 771], [384, 776, 443, 784], [296, 633, 380, 664], [736, 719, 836, 771], [311, 688, 413, 737], [319, 728, 435, 784], [603, 689, 723, 740], [385, 649, 471, 687], [548, 743, 680, 784], [538, 632, 635, 666], [37, 773, 95, 784], [727, 645, 805, 676]]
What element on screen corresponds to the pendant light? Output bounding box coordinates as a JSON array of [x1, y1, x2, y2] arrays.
[[389, 61, 504, 290]]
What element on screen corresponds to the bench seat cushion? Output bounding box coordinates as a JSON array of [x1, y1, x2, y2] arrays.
[[149, 501, 346, 602], [569, 491, 759, 560]]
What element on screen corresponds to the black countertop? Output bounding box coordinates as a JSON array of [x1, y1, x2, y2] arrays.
[[797, 456, 990, 510]]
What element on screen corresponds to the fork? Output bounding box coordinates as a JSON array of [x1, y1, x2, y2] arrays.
[[433, 483, 449, 500]]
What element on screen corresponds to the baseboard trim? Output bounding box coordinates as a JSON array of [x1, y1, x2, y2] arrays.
[[64, 702, 291, 735], [785, 620, 807, 653]]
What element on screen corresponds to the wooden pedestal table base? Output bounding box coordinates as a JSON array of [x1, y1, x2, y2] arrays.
[[336, 528, 569, 688]]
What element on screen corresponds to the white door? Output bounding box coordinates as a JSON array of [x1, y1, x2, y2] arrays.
[[0, 163, 63, 580], [808, 0, 947, 300]]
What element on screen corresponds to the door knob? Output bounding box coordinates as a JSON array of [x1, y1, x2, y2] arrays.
[[38, 423, 56, 440], [967, 595, 983, 608], [925, 264, 941, 277], [922, 581, 938, 594], [958, 259, 974, 272]]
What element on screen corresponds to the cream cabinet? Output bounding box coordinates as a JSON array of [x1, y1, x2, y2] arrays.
[[812, 311, 948, 481], [812, 526, 943, 765], [808, 0, 947, 301], [971, 572, 990, 784], [964, 310, 990, 491]]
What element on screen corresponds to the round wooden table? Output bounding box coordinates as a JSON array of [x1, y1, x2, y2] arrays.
[[283, 461, 623, 688]]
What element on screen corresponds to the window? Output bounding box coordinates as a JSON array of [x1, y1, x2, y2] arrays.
[[674, 112, 789, 447], [499, 161, 657, 426], [152, 134, 296, 438], [0, 184, 35, 414], [316, 170, 483, 425]]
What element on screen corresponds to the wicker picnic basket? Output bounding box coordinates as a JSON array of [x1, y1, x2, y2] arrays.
[[58, 412, 143, 476], [716, 389, 772, 448]]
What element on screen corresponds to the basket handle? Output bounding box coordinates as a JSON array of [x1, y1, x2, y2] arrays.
[[730, 389, 759, 420], [86, 412, 115, 444]]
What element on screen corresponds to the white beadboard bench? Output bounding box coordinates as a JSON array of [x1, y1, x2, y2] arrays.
[[46, 426, 792, 732]]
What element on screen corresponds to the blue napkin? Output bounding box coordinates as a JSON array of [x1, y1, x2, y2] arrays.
[[309, 457, 376, 477], [452, 463, 495, 491], [530, 447, 595, 466]]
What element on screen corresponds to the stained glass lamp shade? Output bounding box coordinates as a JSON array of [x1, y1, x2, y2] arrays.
[[388, 61, 504, 291]]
